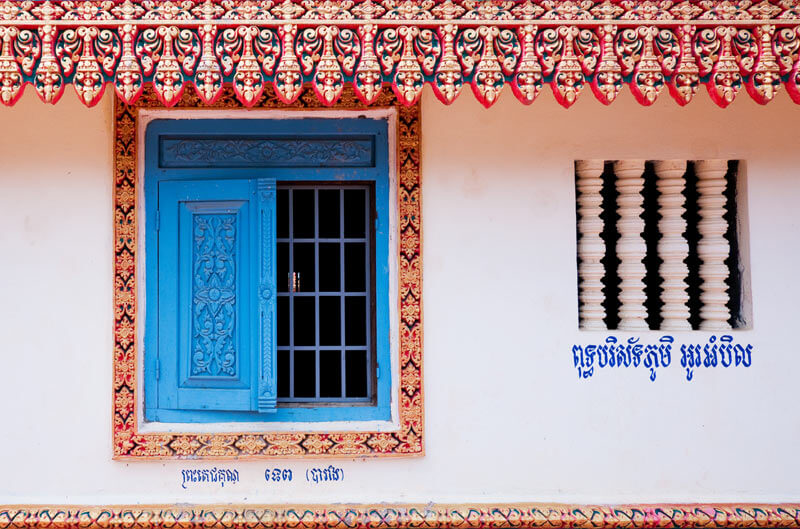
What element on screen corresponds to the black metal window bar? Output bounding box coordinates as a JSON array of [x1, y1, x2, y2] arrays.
[[276, 184, 374, 403]]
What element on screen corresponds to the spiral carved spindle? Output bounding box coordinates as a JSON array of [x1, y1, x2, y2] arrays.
[[654, 160, 691, 330], [614, 160, 648, 330], [694, 160, 732, 330], [576, 160, 606, 330]]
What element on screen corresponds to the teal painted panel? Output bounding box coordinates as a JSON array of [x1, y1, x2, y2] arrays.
[[158, 179, 255, 412], [189, 211, 239, 379], [254, 178, 277, 413], [159, 136, 375, 168]]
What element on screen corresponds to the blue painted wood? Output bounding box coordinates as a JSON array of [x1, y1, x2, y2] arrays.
[[146, 119, 386, 183], [144, 117, 391, 424], [255, 178, 277, 413], [159, 136, 375, 168], [189, 212, 238, 379], [157, 180, 254, 412]]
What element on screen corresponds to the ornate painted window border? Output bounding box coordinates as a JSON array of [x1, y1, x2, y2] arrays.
[[113, 86, 422, 459]]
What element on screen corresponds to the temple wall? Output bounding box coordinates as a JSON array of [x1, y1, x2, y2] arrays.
[[1, 87, 799, 503]]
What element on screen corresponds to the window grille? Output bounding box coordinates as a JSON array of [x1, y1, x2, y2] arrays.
[[575, 160, 748, 331], [276, 185, 374, 403]]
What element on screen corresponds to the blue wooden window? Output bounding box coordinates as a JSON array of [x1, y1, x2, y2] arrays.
[[144, 118, 391, 424]]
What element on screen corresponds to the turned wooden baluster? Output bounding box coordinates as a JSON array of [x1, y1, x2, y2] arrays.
[[654, 160, 691, 330], [694, 159, 732, 330], [576, 160, 607, 329], [614, 160, 648, 330]]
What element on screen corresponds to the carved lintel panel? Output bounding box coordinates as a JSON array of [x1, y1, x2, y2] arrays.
[[160, 137, 375, 168]]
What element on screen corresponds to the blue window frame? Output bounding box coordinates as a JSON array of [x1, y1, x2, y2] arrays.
[[143, 118, 391, 424]]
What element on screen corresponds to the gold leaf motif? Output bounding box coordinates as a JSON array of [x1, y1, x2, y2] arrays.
[[382, 0, 436, 20], [115, 182, 135, 207], [396, 429, 422, 452], [329, 433, 371, 454], [351, 0, 385, 19], [264, 433, 306, 455], [431, 0, 465, 19], [669, 1, 704, 18], [590, 0, 625, 19], [399, 167, 419, 190], [401, 362, 421, 395], [749, 0, 783, 18], [400, 235, 418, 260], [301, 435, 334, 454], [131, 434, 172, 457], [367, 433, 400, 452], [115, 387, 135, 416], [303, 0, 354, 19], [111, 0, 145, 19], [271, 0, 305, 19], [512, 0, 546, 19], [234, 435, 268, 455], [30, 1, 65, 20], [114, 429, 135, 455], [169, 435, 202, 455], [400, 299, 420, 327], [61, 1, 115, 21], [196, 434, 239, 456], [400, 254, 420, 298], [191, 0, 225, 19], [0, 1, 34, 21]]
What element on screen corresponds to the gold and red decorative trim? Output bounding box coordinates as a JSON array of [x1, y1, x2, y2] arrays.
[[3, 1, 800, 108], [3, 504, 800, 528], [113, 86, 422, 458]]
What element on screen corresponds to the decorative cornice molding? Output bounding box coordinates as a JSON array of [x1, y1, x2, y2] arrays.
[[2, 504, 800, 528], [0, 1, 799, 24], [0, 1, 800, 108]]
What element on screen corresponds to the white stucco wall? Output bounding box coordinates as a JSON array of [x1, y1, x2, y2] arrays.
[[0, 86, 798, 504]]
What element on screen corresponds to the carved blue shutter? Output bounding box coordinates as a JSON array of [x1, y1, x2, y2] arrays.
[[254, 178, 278, 413], [157, 178, 276, 413]]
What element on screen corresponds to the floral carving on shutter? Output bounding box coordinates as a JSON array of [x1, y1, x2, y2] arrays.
[[191, 214, 238, 378]]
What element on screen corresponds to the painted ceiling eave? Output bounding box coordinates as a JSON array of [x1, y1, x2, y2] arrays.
[[1, 0, 800, 108]]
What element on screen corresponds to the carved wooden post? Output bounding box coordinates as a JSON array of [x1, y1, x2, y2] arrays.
[[695, 159, 732, 330], [614, 160, 648, 330], [576, 160, 606, 329], [654, 160, 691, 330]]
